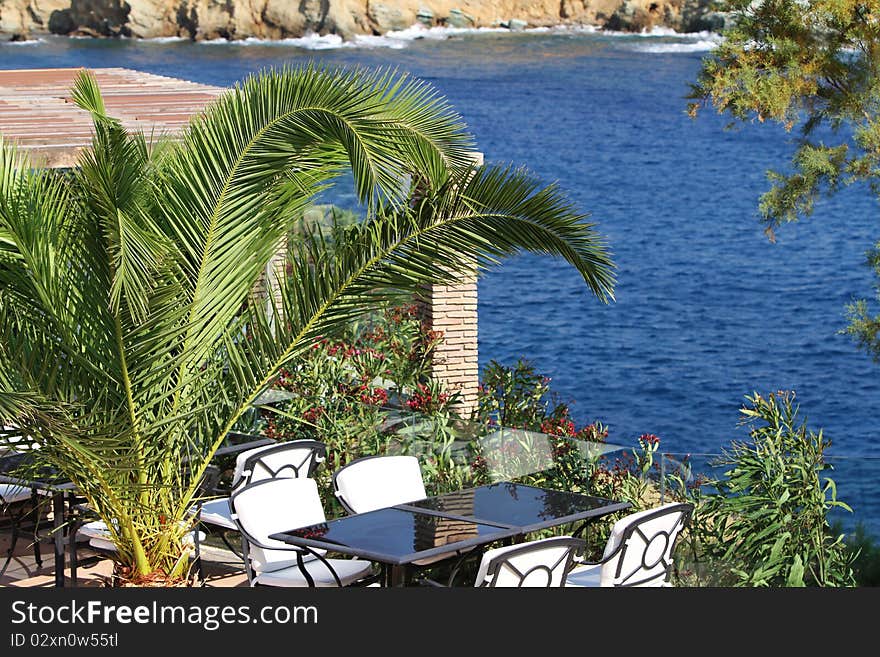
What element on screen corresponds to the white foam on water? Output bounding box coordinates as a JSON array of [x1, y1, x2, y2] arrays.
[[637, 39, 721, 53], [599, 26, 724, 52], [190, 22, 722, 51], [1, 38, 44, 45], [195, 24, 530, 50], [143, 36, 188, 43]]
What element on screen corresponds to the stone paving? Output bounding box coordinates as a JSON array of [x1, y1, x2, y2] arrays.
[[0, 523, 249, 588]]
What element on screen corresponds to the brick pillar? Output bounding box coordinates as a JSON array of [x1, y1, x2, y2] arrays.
[[421, 152, 482, 418]]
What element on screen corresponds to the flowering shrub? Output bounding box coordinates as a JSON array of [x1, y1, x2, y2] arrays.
[[471, 359, 613, 492], [405, 381, 451, 414], [253, 301, 461, 511]]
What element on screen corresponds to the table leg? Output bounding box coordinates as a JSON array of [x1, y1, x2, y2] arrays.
[[30, 487, 42, 568], [52, 493, 65, 587], [390, 565, 410, 587]]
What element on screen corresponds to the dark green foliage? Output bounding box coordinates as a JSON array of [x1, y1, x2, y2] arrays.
[[845, 522, 880, 586], [699, 391, 856, 586], [689, 0, 880, 358]]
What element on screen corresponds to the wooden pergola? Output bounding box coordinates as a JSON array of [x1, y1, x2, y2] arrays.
[[0, 67, 224, 168]]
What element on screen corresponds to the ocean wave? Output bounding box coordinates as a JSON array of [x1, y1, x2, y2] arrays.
[[636, 39, 722, 53], [1, 38, 44, 45], [192, 23, 722, 51]]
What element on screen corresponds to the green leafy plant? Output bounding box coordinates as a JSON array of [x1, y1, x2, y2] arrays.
[[689, 1, 880, 360], [255, 301, 463, 506], [699, 391, 856, 586], [0, 66, 615, 584]]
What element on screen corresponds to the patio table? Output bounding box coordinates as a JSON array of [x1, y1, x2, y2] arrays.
[[0, 452, 78, 587], [270, 481, 630, 587]]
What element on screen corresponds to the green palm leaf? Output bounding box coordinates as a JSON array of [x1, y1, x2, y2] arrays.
[[0, 65, 615, 581]]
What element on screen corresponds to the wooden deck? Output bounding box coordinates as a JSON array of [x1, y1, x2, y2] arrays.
[[0, 67, 224, 168]]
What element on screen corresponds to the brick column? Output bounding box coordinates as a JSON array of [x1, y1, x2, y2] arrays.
[[422, 276, 480, 416], [421, 152, 483, 418]]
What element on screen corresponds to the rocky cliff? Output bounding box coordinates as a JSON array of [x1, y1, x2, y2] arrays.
[[0, 0, 720, 42]]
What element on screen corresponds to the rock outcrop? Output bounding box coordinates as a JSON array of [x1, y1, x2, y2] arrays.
[[0, 0, 717, 41], [604, 0, 722, 33]]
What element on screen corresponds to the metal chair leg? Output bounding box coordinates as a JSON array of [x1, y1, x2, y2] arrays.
[[0, 508, 20, 577], [30, 488, 42, 569]]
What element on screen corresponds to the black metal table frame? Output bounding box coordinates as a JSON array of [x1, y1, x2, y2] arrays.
[[270, 482, 632, 587], [0, 471, 78, 587], [0, 434, 275, 587]]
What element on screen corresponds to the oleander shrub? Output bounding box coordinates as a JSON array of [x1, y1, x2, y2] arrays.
[[254, 301, 464, 510], [695, 391, 856, 586]]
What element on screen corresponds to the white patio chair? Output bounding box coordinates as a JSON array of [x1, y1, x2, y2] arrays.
[[196, 439, 327, 539], [565, 502, 693, 587], [331, 455, 427, 514], [473, 536, 585, 587], [0, 483, 40, 576], [229, 477, 375, 587], [332, 454, 477, 583]]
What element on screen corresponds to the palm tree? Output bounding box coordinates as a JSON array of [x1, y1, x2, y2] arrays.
[[0, 65, 615, 584]]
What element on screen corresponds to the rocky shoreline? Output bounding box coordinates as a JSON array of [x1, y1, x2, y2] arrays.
[[0, 0, 728, 42]]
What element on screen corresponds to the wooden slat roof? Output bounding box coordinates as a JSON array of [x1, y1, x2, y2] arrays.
[[0, 67, 224, 168]]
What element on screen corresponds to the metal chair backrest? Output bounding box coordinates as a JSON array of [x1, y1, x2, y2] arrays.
[[332, 454, 427, 514], [233, 440, 326, 489], [229, 477, 326, 577], [476, 536, 585, 588], [598, 502, 693, 587]]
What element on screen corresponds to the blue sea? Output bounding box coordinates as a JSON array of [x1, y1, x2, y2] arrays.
[[3, 26, 878, 531]]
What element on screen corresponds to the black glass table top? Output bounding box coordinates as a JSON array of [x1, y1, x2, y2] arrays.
[[271, 507, 515, 565], [399, 482, 631, 532], [0, 451, 72, 489]]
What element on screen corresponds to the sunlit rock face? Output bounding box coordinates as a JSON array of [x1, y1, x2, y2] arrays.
[[0, 0, 717, 41]]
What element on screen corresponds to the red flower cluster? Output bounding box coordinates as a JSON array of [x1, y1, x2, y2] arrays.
[[387, 304, 420, 325], [405, 383, 449, 413], [639, 433, 660, 446], [302, 406, 325, 424], [541, 418, 577, 437], [358, 386, 389, 407]]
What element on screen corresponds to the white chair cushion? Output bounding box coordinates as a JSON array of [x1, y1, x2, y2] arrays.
[[78, 520, 205, 552], [194, 496, 324, 566], [0, 483, 31, 505], [565, 563, 602, 587], [253, 557, 373, 588], [475, 536, 575, 588], [77, 519, 114, 542], [334, 455, 427, 513], [231, 477, 328, 573], [197, 498, 237, 530], [89, 537, 118, 552]]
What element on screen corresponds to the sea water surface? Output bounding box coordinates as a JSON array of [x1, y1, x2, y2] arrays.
[[3, 27, 878, 528]]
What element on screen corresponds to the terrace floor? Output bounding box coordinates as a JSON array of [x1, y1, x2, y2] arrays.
[[0, 522, 249, 588], [0, 67, 223, 168]]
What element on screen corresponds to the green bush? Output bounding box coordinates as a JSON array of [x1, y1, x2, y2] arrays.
[[698, 391, 856, 586], [253, 302, 465, 511], [845, 523, 880, 587]]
